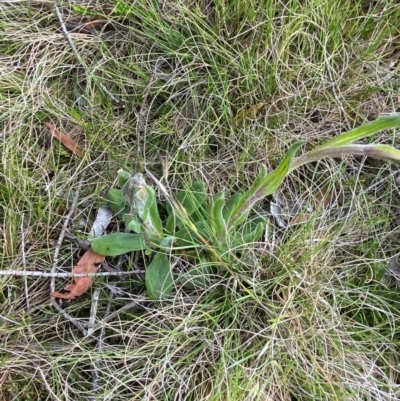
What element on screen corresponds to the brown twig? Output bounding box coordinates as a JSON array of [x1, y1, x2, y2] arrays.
[[63, 232, 90, 250], [100, 298, 149, 324], [51, 300, 88, 335]]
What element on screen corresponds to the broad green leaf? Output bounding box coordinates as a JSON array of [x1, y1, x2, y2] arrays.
[[90, 233, 148, 256], [166, 181, 208, 233], [123, 215, 142, 233], [165, 214, 176, 235], [106, 189, 127, 217], [223, 192, 245, 225], [145, 252, 174, 299], [122, 174, 163, 239], [147, 187, 163, 235], [166, 181, 208, 217], [179, 263, 214, 290], [210, 192, 227, 241], [231, 141, 303, 227], [174, 220, 211, 248], [231, 217, 266, 249], [117, 169, 131, 187], [310, 114, 400, 152]]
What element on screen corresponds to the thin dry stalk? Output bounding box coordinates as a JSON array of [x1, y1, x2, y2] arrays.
[[20, 213, 29, 312], [0, 270, 144, 278]]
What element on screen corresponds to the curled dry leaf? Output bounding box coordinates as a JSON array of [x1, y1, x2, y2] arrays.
[[51, 248, 105, 300], [44, 122, 84, 156]]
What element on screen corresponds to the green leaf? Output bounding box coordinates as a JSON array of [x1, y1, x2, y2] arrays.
[[210, 192, 227, 241], [165, 214, 176, 235], [310, 114, 400, 152], [231, 217, 266, 249], [122, 174, 163, 239], [231, 141, 303, 227], [223, 192, 245, 224], [372, 144, 400, 162], [145, 237, 175, 299], [166, 181, 208, 217], [289, 144, 400, 172], [106, 189, 127, 217], [117, 169, 131, 187], [165, 181, 208, 233], [179, 263, 214, 290], [147, 187, 163, 235], [174, 220, 211, 248], [90, 233, 148, 256], [248, 141, 303, 198], [123, 215, 143, 233]]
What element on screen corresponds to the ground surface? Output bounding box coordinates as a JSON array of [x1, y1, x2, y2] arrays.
[[1, 1, 400, 400]]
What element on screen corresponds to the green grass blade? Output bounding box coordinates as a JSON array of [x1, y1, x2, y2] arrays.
[[179, 263, 214, 290], [174, 220, 211, 248]]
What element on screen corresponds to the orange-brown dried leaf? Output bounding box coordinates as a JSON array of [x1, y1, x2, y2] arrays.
[[44, 122, 84, 156], [51, 248, 105, 300]]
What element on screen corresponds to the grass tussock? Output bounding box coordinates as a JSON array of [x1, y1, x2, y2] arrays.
[[1, 0, 400, 400]]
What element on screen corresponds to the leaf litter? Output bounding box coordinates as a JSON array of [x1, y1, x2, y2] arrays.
[[51, 248, 105, 300], [44, 122, 84, 156]]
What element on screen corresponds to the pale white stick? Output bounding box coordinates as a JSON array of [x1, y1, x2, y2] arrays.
[[87, 289, 100, 337], [21, 213, 29, 312], [0, 270, 143, 278]]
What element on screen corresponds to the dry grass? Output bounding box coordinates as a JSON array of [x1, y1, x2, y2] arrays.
[[1, 0, 400, 400]]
